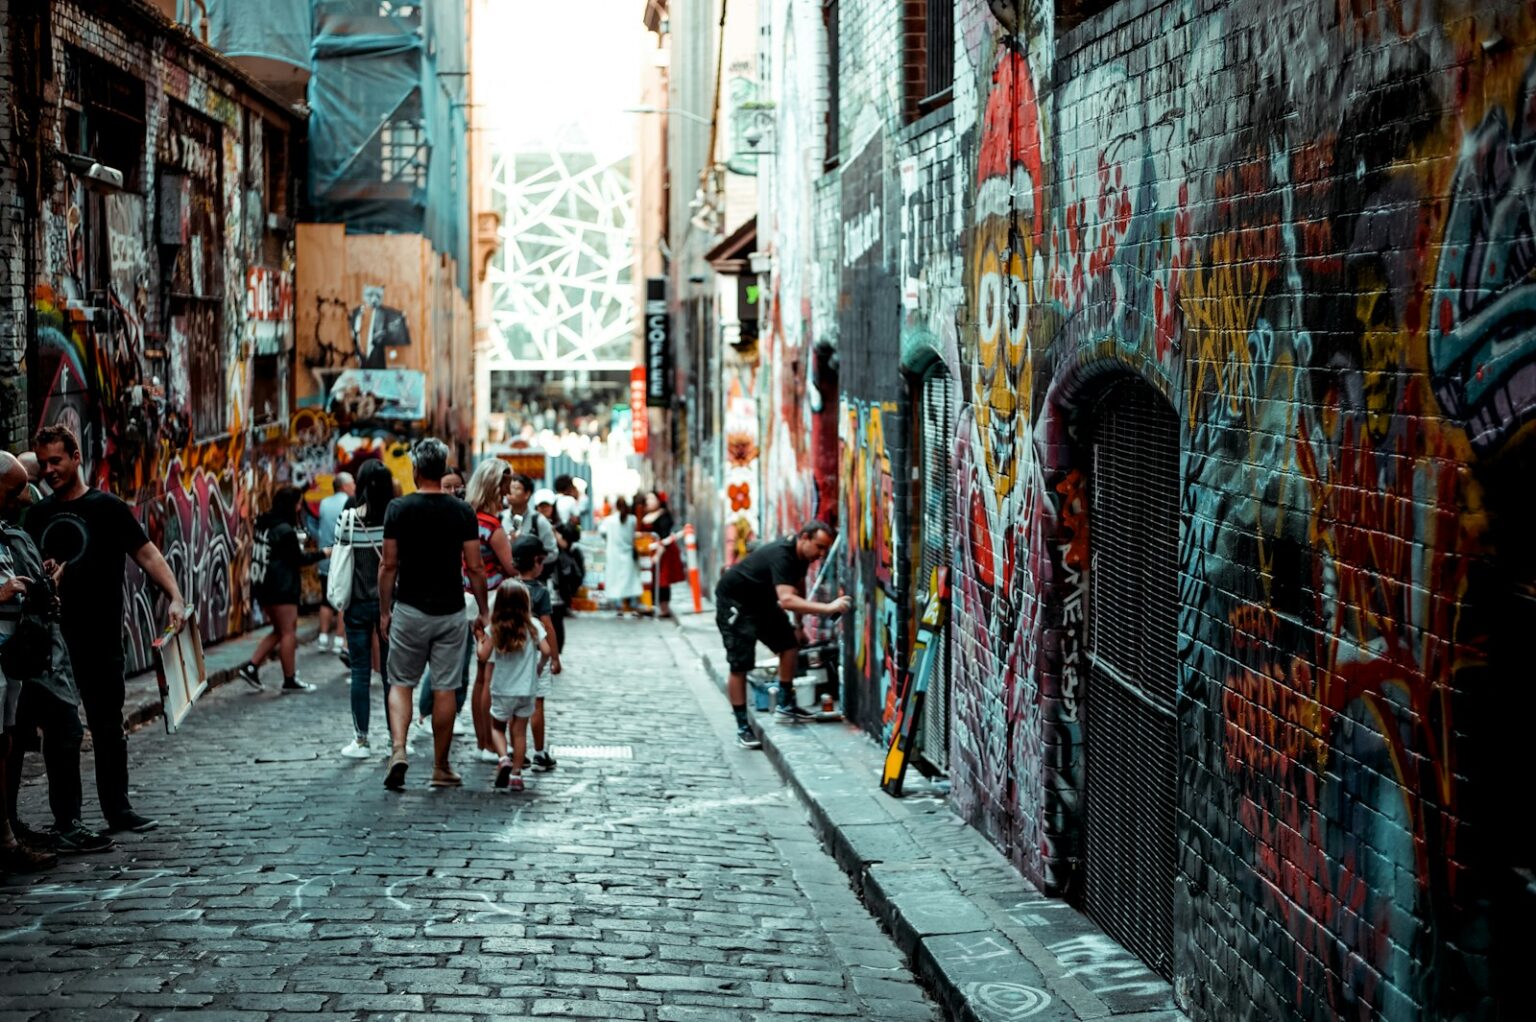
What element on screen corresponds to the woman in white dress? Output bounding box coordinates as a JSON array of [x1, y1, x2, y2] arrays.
[[601, 497, 643, 615]]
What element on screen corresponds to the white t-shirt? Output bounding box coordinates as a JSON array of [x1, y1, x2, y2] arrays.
[[488, 618, 546, 698]]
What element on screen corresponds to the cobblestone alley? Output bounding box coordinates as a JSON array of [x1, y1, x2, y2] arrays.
[[0, 615, 940, 1022]]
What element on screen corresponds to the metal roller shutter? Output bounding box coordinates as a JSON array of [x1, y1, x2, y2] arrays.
[[1081, 378, 1180, 977], [918, 370, 954, 772]]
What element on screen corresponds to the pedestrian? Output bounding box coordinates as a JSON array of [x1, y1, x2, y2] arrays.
[[552, 473, 581, 530], [378, 438, 490, 790], [411, 460, 486, 732], [460, 459, 518, 764], [28, 423, 185, 835], [642, 491, 683, 619], [0, 451, 71, 869], [601, 497, 642, 615], [15, 453, 43, 529], [533, 489, 570, 651], [314, 472, 355, 654], [334, 461, 393, 759], [512, 535, 561, 772], [504, 473, 558, 562], [714, 521, 850, 749], [238, 486, 323, 693], [476, 579, 551, 792]]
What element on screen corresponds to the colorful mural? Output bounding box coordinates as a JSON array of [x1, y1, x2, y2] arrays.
[[757, 0, 1536, 1014], [27, 34, 302, 675]]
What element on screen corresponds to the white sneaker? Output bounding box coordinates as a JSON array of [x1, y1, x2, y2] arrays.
[[340, 739, 372, 759], [317, 635, 331, 652], [475, 747, 500, 763]]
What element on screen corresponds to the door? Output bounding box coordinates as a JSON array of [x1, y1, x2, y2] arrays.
[[916, 367, 955, 771], [1080, 378, 1181, 977]]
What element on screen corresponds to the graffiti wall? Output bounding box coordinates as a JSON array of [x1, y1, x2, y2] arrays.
[[756, 0, 841, 540], [776, 0, 1536, 1014], [26, 13, 302, 675], [295, 223, 473, 449]]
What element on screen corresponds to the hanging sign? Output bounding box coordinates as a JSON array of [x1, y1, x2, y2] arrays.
[[631, 365, 649, 455], [646, 276, 671, 405]]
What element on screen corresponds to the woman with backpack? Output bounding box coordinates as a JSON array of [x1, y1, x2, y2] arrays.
[[239, 486, 324, 693], [331, 461, 394, 758]]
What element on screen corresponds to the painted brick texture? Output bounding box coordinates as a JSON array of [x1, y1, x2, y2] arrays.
[[760, 0, 1536, 1015], [12, 1, 302, 675]]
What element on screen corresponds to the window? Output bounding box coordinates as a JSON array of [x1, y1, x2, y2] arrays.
[[823, 0, 840, 169], [381, 116, 428, 189], [905, 0, 953, 121]]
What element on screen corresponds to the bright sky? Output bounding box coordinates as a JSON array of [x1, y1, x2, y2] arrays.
[[477, 0, 647, 160]]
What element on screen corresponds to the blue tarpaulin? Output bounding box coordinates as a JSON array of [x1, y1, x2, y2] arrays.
[[188, 1, 470, 292]]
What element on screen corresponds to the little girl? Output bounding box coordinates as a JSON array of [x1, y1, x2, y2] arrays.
[[477, 579, 550, 791]]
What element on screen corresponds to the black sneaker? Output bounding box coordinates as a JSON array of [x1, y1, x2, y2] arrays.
[[50, 821, 114, 854], [12, 819, 56, 851], [238, 663, 262, 689], [105, 810, 158, 834], [281, 679, 317, 694], [736, 725, 763, 750], [530, 750, 557, 773], [774, 704, 817, 724], [337, 645, 351, 667]]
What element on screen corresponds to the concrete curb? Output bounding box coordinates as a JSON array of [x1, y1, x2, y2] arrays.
[[667, 609, 1187, 1022], [123, 620, 322, 732]]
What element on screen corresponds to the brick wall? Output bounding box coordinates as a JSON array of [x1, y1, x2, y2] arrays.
[[765, 0, 1536, 1014], [15, 0, 301, 673]]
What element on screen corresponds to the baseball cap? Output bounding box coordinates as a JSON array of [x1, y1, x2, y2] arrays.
[[512, 535, 546, 568], [532, 488, 557, 507]]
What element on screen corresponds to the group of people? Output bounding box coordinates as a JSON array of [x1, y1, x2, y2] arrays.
[[234, 441, 595, 792], [1, 421, 851, 876], [1, 426, 187, 874]]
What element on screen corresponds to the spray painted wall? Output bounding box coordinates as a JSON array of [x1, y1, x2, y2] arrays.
[[773, 0, 1536, 1013], [25, 6, 301, 675]]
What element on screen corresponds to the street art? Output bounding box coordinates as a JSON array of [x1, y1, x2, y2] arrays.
[[723, 366, 761, 565], [887, 0, 1536, 1017], [27, 42, 301, 675]]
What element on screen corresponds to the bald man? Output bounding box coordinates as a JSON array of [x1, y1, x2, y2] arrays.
[[1, 451, 83, 867], [316, 472, 356, 653]]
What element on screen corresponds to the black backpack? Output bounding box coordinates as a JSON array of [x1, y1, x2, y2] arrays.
[[555, 547, 584, 603]]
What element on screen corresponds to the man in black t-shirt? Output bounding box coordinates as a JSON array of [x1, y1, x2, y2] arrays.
[[377, 438, 490, 790], [715, 521, 849, 749], [28, 424, 186, 838]]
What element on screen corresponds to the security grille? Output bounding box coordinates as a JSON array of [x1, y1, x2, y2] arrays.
[[1081, 379, 1180, 978], [918, 369, 955, 771]]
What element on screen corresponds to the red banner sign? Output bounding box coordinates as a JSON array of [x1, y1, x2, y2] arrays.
[[631, 366, 649, 455]]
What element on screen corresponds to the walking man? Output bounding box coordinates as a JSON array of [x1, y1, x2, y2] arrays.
[[28, 425, 185, 834], [315, 472, 354, 653], [377, 438, 489, 790], [715, 521, 850, 749]]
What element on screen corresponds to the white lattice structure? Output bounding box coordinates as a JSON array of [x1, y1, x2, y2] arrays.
[[486, 140, 636, 371]]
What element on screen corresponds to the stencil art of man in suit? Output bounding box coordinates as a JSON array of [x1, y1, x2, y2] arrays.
[[350, 285, 411, 368]]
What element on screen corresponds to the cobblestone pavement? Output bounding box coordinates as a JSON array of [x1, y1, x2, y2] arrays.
[[0, 615, 941, 1022]]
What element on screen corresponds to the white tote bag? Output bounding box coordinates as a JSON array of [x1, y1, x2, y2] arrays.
[[326, 509, 357, 611]]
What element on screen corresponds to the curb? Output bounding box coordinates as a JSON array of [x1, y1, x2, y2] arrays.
[[667, 615, 1187, 1022], [123, 621, 322, 732]]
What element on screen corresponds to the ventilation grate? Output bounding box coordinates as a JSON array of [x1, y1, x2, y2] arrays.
[[549, 745, 634, 760], [919, 369, 956, 772], [1081, 379, 1180, 978]]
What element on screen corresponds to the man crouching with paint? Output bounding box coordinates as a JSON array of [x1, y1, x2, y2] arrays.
[[714, 521, 850, 749]]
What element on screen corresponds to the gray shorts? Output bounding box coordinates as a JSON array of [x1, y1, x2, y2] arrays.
[[490, 692, 536, 721], [388, 603, 469, 690]]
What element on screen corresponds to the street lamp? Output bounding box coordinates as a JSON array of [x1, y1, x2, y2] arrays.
[[623, 105, 713, 126]]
